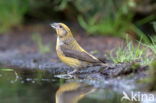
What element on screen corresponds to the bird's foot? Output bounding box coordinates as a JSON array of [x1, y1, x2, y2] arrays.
[[54, 70, 78, 79], [54, 74, 74, 79], [68, 69, 78, 75]]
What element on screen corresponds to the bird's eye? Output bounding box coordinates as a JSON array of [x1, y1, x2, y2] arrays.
[[59, 25, 63, 28]]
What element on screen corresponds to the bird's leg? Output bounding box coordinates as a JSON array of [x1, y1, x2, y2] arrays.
[[68, 69, 78, 75]]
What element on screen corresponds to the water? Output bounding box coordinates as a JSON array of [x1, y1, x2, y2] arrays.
[[0, 69, 136, 103]]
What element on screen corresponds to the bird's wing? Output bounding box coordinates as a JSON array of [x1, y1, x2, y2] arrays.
[[61, 46, 101, 63]]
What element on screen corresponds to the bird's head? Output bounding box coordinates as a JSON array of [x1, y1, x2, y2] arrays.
[[50, 23, 73, 39]]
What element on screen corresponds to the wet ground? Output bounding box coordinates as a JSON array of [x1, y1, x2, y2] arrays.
[[0, 24, 155, 103]]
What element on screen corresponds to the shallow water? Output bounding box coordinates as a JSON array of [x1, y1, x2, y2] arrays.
[[0, 69, 137, 103]]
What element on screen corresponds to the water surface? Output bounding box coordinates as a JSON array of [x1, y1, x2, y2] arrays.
[[0, 69, 130, 103]]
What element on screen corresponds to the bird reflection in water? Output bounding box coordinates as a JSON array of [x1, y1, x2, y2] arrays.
[[55, 82, 95, 103]]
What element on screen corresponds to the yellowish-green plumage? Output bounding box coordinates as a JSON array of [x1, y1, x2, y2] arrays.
[[56, 35, 94, 68], [51, 23, 106, 70]]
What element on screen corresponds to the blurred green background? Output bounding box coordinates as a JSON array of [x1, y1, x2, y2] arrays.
[[0, 1, 156, 103], [0, 0, 155, 41]]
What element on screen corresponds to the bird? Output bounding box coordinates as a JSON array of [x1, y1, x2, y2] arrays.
[[51, 23, 107, 74], [55, 82, 95, 103]]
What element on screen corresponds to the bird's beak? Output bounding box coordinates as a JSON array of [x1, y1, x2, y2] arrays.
[[50, 23, 59, 29]]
